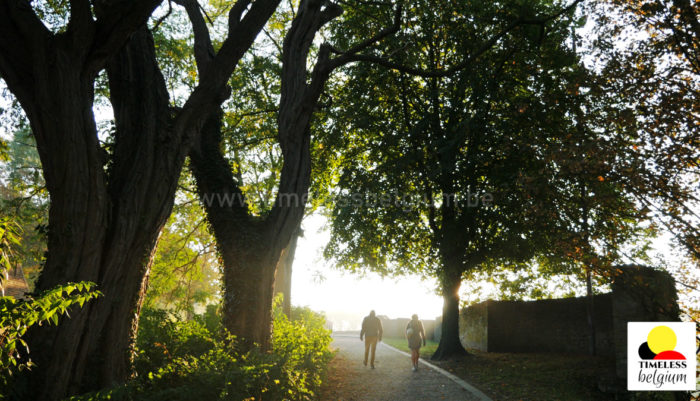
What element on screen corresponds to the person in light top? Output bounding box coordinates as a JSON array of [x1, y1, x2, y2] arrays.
[[405, 314, 426, 371]]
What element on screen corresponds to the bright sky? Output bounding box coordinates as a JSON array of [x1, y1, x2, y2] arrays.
[[291, 213, 444, 330]]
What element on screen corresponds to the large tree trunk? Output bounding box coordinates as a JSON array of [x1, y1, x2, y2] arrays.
[[274, 228, 300, 317], [430, 174, 469, 361], [220, 227, 282, 349], [0, 4, 179, 398], [21, 27, 176, 400], [431, 269, 469, 360]]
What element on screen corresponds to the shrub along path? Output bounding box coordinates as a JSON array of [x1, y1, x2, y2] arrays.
[[319, 332, 490, 401]]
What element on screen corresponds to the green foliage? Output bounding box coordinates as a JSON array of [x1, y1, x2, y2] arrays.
[[218, 6, 293, 217], [133, 307, 221, 376], [383, 337, 440, 360], [0, 139, 101, 396], [0, 129, 49, 288], [271, 298, 334, 396], [318, 0, 662, 310], [145, 181, 219, 316], [70, 301, 333, 401], [0, 217, 21, 288], [320, 0, 596, 283], [0, 282, 101, 381], [460, 263, 588, 306]]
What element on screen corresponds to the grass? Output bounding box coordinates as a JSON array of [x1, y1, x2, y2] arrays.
[[436, 349, 621, 401], [382, 336, 439, 359], [384, 337, 626, 401]]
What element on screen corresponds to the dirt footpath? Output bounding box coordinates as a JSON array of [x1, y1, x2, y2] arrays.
[[319, 333, 487, 401]]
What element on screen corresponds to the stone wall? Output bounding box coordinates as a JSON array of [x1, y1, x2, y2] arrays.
[[460, 294, 615, 355], [460, 301, 488, 350], [457, 265, 680, 380]]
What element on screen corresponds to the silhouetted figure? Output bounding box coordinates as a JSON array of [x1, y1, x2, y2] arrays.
[[406, 314, 426, 371], [360, 310, 383, 369]]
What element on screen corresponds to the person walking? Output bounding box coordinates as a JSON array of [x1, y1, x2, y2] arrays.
[[360, 310, 383, 369], [406, 314, 426, 371]]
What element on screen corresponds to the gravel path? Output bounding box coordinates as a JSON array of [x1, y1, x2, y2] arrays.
[[320, 333, 489, 401]]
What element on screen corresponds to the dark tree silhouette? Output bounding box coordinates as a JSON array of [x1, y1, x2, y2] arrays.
[[0, 0, 280, 398]]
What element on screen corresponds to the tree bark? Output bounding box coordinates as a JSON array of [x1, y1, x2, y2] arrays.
[[187, 108, 271, 349], [431, 269, 469, 360], [431, 189, 469, 360], [0, 4, 180, 398], [190, 105, 307, 349], [220, 227, 281, 350], [274, 228, 301, 317], [190, 108, 290, 349]]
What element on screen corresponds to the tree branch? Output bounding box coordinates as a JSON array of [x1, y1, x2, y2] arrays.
[[152, 0, 174, 32], [267, 0, 344, 242], [0, 0, 50, 105], [174, 0, 216, 73], [2, 0, 50, 41], [328, 0, 403, 69], [87, 0, 165, 76], [175, 0, 280, 125], [229, 0, 253, 30], [333, 0, 583, 77], [262, 27, 284, 56], [68, 0, 95, 37]]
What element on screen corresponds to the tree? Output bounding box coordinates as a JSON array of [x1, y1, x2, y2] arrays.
[[319, 0, 590, 359], [516, 78, 654, 355], [472, 0, 700, 351], [188, 0, 404, 349], [274, 227, 302, 317], [588, 0, 699, 264], [0, 0, 281, 398], [603, 0, 699, 75]]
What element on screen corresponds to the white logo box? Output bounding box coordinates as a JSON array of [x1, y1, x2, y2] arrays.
[[627, 322, 697, 391]]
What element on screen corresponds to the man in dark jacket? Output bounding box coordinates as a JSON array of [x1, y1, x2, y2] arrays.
[[360, 310, 383, 368]]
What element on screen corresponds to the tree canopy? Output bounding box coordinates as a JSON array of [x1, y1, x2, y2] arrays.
[[0, 0, 697, 397]]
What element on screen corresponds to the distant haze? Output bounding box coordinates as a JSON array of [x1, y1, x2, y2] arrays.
[[291, 214, 444, 329]]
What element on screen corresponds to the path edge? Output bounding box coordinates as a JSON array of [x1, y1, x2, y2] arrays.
[[380, 342, 493, 401]]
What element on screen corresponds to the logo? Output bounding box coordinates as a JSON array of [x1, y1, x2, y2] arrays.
[[628, 322, 697, 391]]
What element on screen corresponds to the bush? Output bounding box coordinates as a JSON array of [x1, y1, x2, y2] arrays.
[[69, 300, 333, 401], [0, 283, 101, 372], [0, 282, 101, 400], [272, 303, 334, 397], [133, 307, 219, 376]]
